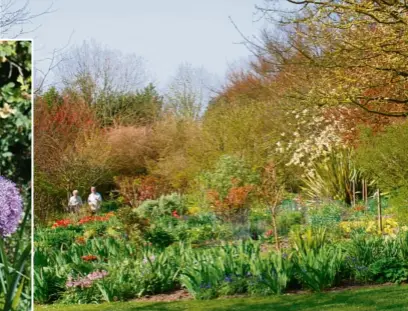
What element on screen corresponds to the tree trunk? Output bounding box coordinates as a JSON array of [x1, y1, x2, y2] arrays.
[[271, 207, 280, 251]]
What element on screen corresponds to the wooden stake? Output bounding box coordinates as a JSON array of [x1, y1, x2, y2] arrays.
[[352, 180, 356, 207], [365, 180, 368, 206], [377, 189, 382, 233]]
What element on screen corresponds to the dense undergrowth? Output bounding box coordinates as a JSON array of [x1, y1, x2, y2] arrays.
[[34, 198, 408, 305]]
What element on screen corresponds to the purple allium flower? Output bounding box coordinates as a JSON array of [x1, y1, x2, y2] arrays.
[[0, 177, 23, 237]]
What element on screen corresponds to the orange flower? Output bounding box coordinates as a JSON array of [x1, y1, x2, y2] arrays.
[[265, 229, 274, 237], [78, 213, 115, 225], [81, 255, 98, 261], [51, 219, 72, 229], [76, 236, 86, 244]]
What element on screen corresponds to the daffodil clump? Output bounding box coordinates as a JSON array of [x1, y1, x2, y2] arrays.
[[340, 218, 404, 237]]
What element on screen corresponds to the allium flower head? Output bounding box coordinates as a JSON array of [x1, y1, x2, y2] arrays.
[[0, 176, 23, 236]]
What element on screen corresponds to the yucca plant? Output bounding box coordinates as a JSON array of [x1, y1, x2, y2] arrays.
[[302, 148, 374, 204]]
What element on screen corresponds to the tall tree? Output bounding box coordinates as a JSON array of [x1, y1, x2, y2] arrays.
[[57, 39, 148, 103], [165, 62, 216, 119]]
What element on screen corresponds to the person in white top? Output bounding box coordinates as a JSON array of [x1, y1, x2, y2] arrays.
[[68, 190, 83, 213], [88, 186, 102, 214]]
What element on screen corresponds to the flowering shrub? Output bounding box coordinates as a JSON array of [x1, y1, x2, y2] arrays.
[[275, 107, 349, 174]]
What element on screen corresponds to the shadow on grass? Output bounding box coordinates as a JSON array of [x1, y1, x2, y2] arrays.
[[124, 286, 408, 311], [35, 285, 408, 311]]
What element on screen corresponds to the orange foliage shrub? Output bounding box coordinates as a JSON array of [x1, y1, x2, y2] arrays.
[[207, 185, 253, 223], [35, 95, 98, 164], [105, 126, 154, 175], [114, 175, 170, 207]]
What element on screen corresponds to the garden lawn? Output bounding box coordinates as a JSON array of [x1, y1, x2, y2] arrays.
[[35, 284, 408, 311]]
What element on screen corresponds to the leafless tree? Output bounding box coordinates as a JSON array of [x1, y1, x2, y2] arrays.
[[55, 39, 148, 102], [34, 32, 74, 94], [165, 62, 218, 119]]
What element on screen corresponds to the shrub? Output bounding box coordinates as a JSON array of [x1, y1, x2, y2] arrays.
[[368, 258, 408, 284], [137, 193, 186, 219], [277, 210, 303, 236], [199, 155, 259, 199], [116, 207, 148, 244], [100, 198, 121, 213], [0, 41, 32, 184], [307, 201, 343, 229], [345, 232, 408, 283], [114, 175, 170, 208], [356, 122, 408, 212], [144, 227, 175, 248], [198, 155, 260, 224], [36, 227, 82, 250], [105, 126, 154, 175]]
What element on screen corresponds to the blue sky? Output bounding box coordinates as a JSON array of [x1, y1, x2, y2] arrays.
[[30, 0, 271, 89]]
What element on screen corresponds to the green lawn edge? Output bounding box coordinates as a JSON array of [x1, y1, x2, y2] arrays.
[[35, 284, 408, 311]]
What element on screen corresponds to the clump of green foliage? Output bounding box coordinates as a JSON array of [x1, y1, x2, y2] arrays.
[[356, 123, 408, 223]]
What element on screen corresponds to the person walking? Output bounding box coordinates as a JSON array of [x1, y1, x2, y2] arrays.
[[68, 190, 83, 213], [88, 186, 102, 214]]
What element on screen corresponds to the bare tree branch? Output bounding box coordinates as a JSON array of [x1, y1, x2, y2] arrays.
[[0, 0, 55, 37]]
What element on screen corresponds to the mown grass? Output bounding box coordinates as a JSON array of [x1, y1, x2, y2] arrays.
[[35, 284, 408, 311]]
